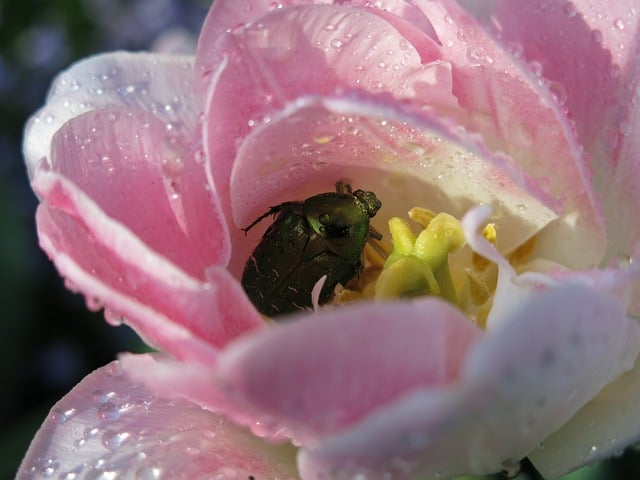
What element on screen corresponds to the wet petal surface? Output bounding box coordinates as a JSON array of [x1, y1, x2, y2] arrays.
[[17, 356, 299, 480], [298, 284, 640, 479]]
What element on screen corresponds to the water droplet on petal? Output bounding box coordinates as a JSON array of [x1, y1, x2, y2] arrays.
[[102, 430, 131, 450], [591, 29, 603, 43], [98, 402, 121, 422], [501, 459, 521, 478], [563, 2, 577, 17], [330, 39, 344, 50], [136, 466, 162, 480], [51, 408, 68, 424]]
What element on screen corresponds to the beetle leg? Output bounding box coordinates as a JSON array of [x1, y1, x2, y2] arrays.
[[242, 202, 303, 233], [368, 224, 383, 240], [335, 180, 353, 194]]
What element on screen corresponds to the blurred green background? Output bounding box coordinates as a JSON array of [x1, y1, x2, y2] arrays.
[[0, 1, 639, 479]]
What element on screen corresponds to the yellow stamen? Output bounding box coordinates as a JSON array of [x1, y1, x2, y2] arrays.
[[332, 206, 505, 330], [408, 207, 436, 228], [374, 212, 465, 302], [472, 222, 497, 270], [465, 268, 492, 306]]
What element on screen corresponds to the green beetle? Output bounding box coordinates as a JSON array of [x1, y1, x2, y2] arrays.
[[241, 181, 382, 317]]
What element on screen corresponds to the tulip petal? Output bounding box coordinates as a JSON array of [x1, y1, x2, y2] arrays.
[[471, 0, 637, 161], [529, 355, 640, 478], [24, 52, 201, 180], [459, 0, 640, 262], [196, 0, 436, 77], [33, 109, 262, 357], [17, 356, 299, 480], [45, 107, 228, 276], [407, 0, 607, 267], [215, 299, 483, 443], [297, 284, 640, 479]]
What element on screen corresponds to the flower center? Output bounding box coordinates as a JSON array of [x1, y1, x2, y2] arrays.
[[334, 207, 507, 328]]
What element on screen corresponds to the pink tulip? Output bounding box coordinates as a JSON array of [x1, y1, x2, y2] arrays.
[[17, 1, 640, 479]]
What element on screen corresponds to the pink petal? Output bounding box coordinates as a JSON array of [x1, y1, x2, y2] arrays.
[[215, 299, 483, 443], [298, 284, 640, 479], [478, 0, 638, 159], [196, 1, 436, 76], [411, 0, 606, 267], [17, 356, 299, 480], [459, 0, 640, 262], [228, 95, 559, 275], [24, 52, 200, 179], [34, 109, 263, 356], [45, 107, 228, 276], [605, 82, 640, 260], [200, 3, 457, 270]]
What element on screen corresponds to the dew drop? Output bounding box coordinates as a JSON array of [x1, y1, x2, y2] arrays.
[[105, 361, 124, 377], [330, 39, 344, 50], [213, 467, 238, 479], [92, 389, 115, 404], [104, 308, 124, 327], [85, 296, 103, 312], [591, 29, 603, 43], [84, 468, 118, 480], [60, 466, 83, 480], [51, 408, 70, 425], [529, 61, 543, 77], [547, 80, 568, 104], [136, 466, 162, 480], [500, 459, 521, 478], [620, 120, 633, 136], [98, 402, 121, 422], [102, 430, 131, 450], [614, 18, 625, 30], [312, 159, 328, 171], [563, 2, 577, 17]]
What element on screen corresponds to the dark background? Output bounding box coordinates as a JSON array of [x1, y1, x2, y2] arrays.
[[0, 1, 638, 479]]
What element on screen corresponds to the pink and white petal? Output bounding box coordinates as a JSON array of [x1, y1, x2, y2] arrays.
[[201, 3, 455, 249], [17, 356, 299, 480], [197, 0, 328, 75], [117, 353, 284, 442], [196, 0, 435, 77], [228, 94, 558, 275], [529, 355, 640, 478], [410, 0, 607, 267], [24, 52, 200, 179], [477, 0, 639, 159], [466, 0, 640, 262], [298, 284, 640, 479], [44, 107, 230, 276], [214, 299, 483, 444], [35, 170, 261, 358], [604, 82, 640, 261]]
